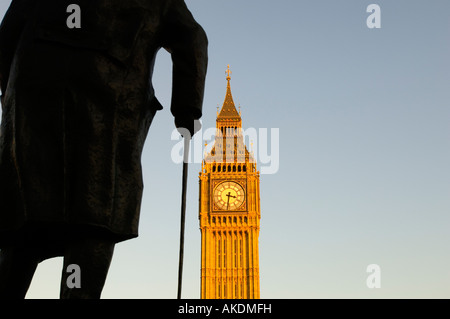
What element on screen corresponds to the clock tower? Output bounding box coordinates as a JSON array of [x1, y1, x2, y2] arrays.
[[199, 66, 261, 299]]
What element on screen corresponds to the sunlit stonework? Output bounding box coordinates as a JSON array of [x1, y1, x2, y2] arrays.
[[199, 66, 261, 299]]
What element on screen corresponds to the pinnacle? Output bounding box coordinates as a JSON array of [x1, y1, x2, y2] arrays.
[[217, 70, 241, 119]]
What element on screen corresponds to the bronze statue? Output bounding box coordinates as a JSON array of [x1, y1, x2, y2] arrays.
[[0, 0, 207, 298]]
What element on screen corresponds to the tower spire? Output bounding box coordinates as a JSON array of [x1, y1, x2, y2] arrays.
[[218, 65, 240, 119]]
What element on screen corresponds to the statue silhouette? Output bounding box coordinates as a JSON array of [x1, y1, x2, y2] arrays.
[[0, 0, 207, 298]]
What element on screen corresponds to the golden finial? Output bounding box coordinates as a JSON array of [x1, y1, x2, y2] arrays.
[[225, 64, 232, 81]]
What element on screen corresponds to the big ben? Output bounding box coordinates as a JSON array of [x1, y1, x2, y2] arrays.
[[199, 66, 261, 299]]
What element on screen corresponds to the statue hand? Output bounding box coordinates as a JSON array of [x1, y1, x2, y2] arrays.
[[175, 116, 201, 139]]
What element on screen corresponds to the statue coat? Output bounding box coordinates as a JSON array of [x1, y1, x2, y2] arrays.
[[0, 0, 207, 247]]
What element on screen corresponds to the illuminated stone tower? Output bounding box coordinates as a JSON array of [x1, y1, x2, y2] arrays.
[[199, 66, 261, 299]]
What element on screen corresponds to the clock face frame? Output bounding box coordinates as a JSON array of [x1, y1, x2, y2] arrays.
[[213, 181, 246, 211]]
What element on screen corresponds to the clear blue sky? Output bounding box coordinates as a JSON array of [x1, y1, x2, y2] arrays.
[[0, 0, 449, 298]]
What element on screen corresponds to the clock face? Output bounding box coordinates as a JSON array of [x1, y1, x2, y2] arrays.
[[214, 181, 245, 211]]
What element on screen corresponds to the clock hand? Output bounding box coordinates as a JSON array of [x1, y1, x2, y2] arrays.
[[226, 191, 236, 210]]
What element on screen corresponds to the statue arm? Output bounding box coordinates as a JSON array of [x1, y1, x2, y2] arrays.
[[162, 0, 208, 133], [0, 0, 36, 93]]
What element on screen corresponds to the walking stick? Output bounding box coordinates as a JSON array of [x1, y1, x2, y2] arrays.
[[177, 136, 190, 299]]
